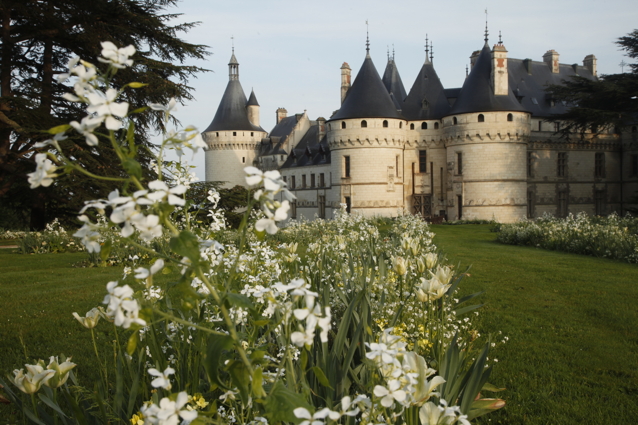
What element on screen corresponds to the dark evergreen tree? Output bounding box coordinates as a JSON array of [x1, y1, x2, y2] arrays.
[[547, 29, 638, 138], [0, 0, 209, 229]]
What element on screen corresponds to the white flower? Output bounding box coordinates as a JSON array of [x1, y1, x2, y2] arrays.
[[365, 342, 397, 365], [102, 281, 146, 328], [291, 329, 315, 347], [134, 260, 164, 279], [72, 307, 102, 329], [148, 366, 175, 390], [44, 356, 76, 388], [416, 275, 451, 303], [141, 391, 197, 425], [74, 215, 102, 253], [86, 88, 129, 130], [373, 380, 406, 408], [10, 364, 55, 394], [98, 41, 135, 69], [70, 116, 102, 146], [293, 407, 337, 425], [133, 214, 163, 241], [27, 153, 58, 188], [149, 97, 177, 118], [147, 180, 187, 206], [34, 131, 67, 149]]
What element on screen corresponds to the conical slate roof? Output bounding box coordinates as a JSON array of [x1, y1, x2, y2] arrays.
[[402, 58, 450, 120], [204, 80, 264, 132], [330, 54, 403, 121], [247, 89, 259, 106], [449, 43, 527, 115], [382, 59, 407, 110]]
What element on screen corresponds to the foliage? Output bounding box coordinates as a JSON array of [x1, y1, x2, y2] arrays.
[[0, 0, 209, 229], [495, 212, 638, 263], [186, 182, 255, 229], [546, 29, 638, 137]]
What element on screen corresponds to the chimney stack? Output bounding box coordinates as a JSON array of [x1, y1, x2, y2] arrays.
[[317, 117, 326, 142], [583, 54, 597, 77], [276, 107, 287, 124], [523, 58, 533, 75], [543, 50, 560, 74], [470, 50, 480, 69], [491, 42, 508, 95], [340, 62, 351, 104]]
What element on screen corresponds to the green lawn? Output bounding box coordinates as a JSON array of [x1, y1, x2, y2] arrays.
[[1, 227, 637, 424], [431, 224, 638, 424]]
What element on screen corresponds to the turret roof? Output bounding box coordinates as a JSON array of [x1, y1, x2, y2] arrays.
[[382, 59, 407, 110], [247, 89, 259, 106], [204, 79, 265, 132], [402, 60, 450, 120], [329, 55, 403, 121], [449, 43, 527, 115]]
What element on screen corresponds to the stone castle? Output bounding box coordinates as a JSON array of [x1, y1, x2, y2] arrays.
[[202, 33, 638, 223]]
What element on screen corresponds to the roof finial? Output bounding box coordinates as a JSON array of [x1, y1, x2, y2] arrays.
[[387, 45, 390, 60], [484, 9, 489, 44], [430, 41, 433, 63], [425, 34, 430, 62], [466, 64, 469, 77], [231, 35, 234, 54], [392, 44, 395, 61], [365, 20, 370, 56]]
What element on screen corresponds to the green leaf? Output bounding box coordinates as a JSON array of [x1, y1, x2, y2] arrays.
[[467, 398, 506, 420], [122, 158, 142, 179], [128, 82, 148, 88], [100, 239, 112, 262], [454, 304, 484, 316], [482, 382, 507, 392], [204, 333, 234, 390], [225, 293, 254, 310], [23, 408, 47, 425], [48, 124, 71, 135], [264, 381, 310, 424], [310, 367, 333, 389], [228, 361, 251, 404], [38, 393, 68, 418], [130, 106, 149, 114], [170, 230, 201, 264], [252, 367, 267, 398], [127, 331, 139, 355]]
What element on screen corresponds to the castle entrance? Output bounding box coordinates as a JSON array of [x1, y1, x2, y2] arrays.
[[412, 194, 432, 218]]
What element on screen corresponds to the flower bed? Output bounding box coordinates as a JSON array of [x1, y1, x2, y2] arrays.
[[495, 212, 638, 263]]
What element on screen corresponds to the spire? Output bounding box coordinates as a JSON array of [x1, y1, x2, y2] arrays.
[[430, 41, 433, 63], [365, 20, 370, 57], [387, 45, 390, 61], [498, 30, 503, 45], [228, 37, 239, 81], [392, 44, 395, 61], [484, 9, 489, 46], [425, 34, 430, 63], [466, 64, 469, 78]]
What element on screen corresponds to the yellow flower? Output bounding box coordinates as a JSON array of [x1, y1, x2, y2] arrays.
[[131, 413, 144, 425]]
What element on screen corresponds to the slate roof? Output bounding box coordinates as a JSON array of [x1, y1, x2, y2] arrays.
[[256, 115, 300, 157], [204, 80, 265, 132], [449, 43, 527, 115], [507, 58, 596, 117], [329, 54, 403, 121], [402, 58, 451, 120], [247, 89, 259, 106], [382, 59, 407, 110], [281, 124, 331, 168]]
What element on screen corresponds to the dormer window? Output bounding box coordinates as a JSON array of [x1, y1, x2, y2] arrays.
[[383, 120, 388, 128], [361, 120, 367, 128]]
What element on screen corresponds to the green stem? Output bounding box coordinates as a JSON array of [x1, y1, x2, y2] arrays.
[[153, 310, 228, 336], [30, 393, 38, 419], [90, 328, 108, 390]]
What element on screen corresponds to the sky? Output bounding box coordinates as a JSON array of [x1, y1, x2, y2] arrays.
[[162, 0, 638, 180]]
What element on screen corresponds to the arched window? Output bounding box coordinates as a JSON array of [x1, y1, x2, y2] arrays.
[[399, 122, 403, 129], [507, 113, 513, 122], [341, 121, 346, 129], [361, 120, 367, 128], [421, 122, 427, 130], [478, 114, 485, 122], [434, 122, 439, 129], [453, 117, 458, 125], [410, 123, 415, 130], [383, 120, 389, 128]]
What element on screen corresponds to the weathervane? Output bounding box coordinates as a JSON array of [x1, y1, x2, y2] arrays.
[[484, 9, 489, 43], [620, 60, 627, 73], [231, 36, 234, 53], [365, 20, 370, 54]]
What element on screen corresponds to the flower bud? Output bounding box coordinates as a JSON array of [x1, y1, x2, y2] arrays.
[[424, 253, 437, 270], [393, 256, 407, 276]]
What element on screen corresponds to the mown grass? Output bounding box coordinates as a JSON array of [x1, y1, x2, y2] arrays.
[[431, 224, 638, 424], [1, 226, 637, 424]]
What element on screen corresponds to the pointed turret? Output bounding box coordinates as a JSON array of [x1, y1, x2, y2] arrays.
[[382, 56, 407, 111], [204, 52, 265, 132], [247, 89, 261, 127], [330, 50, 402, 120], [448, 41, 526, 115], [402, 40, 450, 120]]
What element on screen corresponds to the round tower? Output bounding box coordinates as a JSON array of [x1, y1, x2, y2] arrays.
[[327, 42, 407, 217], [443, 37, 530, 223], [202, 51, 267, 188]]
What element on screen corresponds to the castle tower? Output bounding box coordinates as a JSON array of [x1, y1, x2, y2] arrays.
[[202, 50, 267, 188], [340, 63, 351, 104], [445, 37, 530, 222], [401, 39, 450, 218], [382, 54, 407, 111], [327, 38, 407, 217]]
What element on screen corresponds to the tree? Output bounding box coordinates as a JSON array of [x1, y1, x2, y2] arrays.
[[547, 29, 638, 138], [0, 0, 209, 229]]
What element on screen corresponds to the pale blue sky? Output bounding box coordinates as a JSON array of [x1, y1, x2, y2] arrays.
[[164, 0, 637, 180]]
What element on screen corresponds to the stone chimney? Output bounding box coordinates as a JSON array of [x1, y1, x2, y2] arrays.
[[317, 117, 326, 142], [341, 62, 351, 104], [523, 58, 533, 75], [491, 42, 508, 95], [276, 107, 287, 124], [543, 50, 560, 73], [583, 54, 597, 77], [470, 50, 480, 69]]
